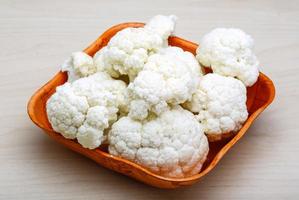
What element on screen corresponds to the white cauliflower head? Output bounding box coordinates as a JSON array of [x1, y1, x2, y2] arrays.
[[77, 106, 109, 149], [46, 83, 89, 139], [185, 73, 248, 141], [71, 72, 127, 119], [61, 52, 97, 82], [46, 72, 127, 149], [93, 28, 163, 81], [128, 46, 203, 120], [145, 15, 177, 41], [93, 15, 177, 81], [108, 106, 209, 178], [197, 28, 259, 86]]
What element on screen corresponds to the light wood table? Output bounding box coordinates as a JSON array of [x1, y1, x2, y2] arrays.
[[1, 0, 298, 199]]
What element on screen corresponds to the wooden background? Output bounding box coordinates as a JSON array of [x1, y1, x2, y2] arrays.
[[1, 0, 298, 199]]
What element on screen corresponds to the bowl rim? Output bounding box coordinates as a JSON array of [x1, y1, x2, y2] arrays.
[[27, 22, 276, 183]]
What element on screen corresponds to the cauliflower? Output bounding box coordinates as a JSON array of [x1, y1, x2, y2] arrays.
[[185, 73, 248, 141], [93, 15, 177, 81], [61, 52, 97, 82], [108, 106, 209, 178], [77, 106, 109, 149], [46, 72, 127, 149], [46, 83, 89, 139], [128, 46, 203, 120], [145, 15, 177, 42], [197, 28, 259, 86]]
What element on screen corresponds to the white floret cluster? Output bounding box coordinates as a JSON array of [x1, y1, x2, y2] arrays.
[[93, 15, 177, 81], [108, 106, 209, 178], [61, 52, 96, 82], [196, 28, 259, 86], [46, 72, 127, 149], [46, 15, 260, 178], [184, 74, 248, 141], [127, 46, 203, 120]]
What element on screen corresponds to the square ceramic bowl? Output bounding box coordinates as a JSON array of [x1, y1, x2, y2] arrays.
[[27, 22, 275, 189]]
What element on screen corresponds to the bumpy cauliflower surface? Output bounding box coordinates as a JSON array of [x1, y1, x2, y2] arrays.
[[46, 15, 258, 178], [145, 15, 177, 42], [127, 46, 202, 120], [196, 28, 259, 86], [61, 52, 96, 82], [185, 73, 248, 141], [46, 72, 127, 149], [93, 15, 177, 81], [108, 106, 209, 178]]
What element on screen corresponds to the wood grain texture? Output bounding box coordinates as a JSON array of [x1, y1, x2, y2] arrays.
[[1, 0, 298, 198]]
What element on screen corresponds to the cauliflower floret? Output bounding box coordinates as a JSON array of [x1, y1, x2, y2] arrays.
[[93, 15, 177, 81], [128, 99, 149, 120], [128, 46, 203, 120], [46, 72, 127, 149], [185, 73, 248, 141], [72, 72, 127, 122], [145, 15, 177, 42], [108, 106, 209, 178], [197, 28, 259, 86], [77, 106, 109, 149], [46, 83, 89, 139], [93, 28, 163, 81], [61, 52, 96, 82]]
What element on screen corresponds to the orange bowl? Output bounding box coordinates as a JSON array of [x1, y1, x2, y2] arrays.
[[27, 22, 275, 189]]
